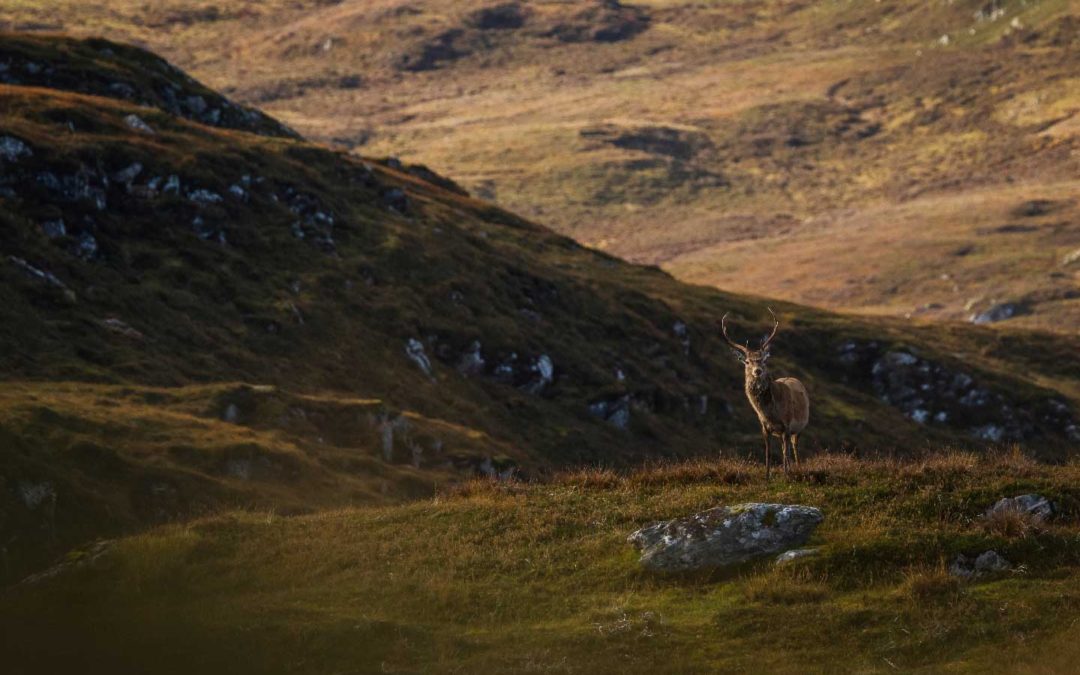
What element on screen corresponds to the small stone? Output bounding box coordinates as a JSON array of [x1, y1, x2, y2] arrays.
[[457, 341, 485, 376], [188, 189, 223, 204], [124, 114, 155, 134], [184, 95, 208, 115], [776, 547, 820, 564], [112, 162, 143, 184], [969, 302, 1022, 325], [100, 317, 143, 339], [223, 403, 240, 423], [406, 338, 434, 378], [41, 219, 66, 239], [73, 233, 98, 259]]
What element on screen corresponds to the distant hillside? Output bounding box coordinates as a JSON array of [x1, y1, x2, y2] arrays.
[[0, 34, 1078, 584], [16, 0, 1074, 331]]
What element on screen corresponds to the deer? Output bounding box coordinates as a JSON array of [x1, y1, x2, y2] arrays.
[[720, 309, 810, 480]]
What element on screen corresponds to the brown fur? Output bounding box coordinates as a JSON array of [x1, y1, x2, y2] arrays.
[[722, 310, 811, 479]]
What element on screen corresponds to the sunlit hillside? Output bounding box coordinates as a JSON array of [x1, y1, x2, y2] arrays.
[[5, 0, 1076, 331]]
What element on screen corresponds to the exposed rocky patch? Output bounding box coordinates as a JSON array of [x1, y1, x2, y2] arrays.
[[836, 341, 1079, 443]]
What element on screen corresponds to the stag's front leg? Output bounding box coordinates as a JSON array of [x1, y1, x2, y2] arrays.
[[761, 427, 771, 481], [791, 433, 801, 467], [780, 434, 790, 475]]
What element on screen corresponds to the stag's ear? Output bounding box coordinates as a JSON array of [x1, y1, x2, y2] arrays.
[[731, 349, 746, 363], [762, 348, 771, 361]]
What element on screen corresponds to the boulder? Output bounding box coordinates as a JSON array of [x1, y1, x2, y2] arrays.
[[628, 503, 824, 572], [986, 494, 1053, 523]]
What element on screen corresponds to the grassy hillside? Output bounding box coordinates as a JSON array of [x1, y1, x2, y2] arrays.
[[10, 0, 1074, 331], [1, 33, 1079, 585], [6, 452, 1080, 673]]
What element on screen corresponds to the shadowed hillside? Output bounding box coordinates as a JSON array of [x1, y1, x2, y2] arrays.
[[0, 34, 1078, 585]]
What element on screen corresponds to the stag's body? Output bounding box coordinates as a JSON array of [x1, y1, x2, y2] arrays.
[[722, 310, 810, 479]]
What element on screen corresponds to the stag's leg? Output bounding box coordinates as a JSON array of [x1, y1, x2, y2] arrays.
[[791, 433, 801, 467], [780, 434, 790, 475], [762, 427, 771, 481]]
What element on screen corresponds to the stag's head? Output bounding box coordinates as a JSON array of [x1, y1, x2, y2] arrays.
[[720, 309, 779, 386]]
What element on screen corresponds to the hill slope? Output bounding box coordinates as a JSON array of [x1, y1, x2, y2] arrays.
[[1, 34, 1078, 584], [5, 453, 1080, 673], [12, 0, 1075, 331]]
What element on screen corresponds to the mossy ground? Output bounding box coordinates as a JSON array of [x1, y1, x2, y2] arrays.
[[5, 451, 1080, 673]]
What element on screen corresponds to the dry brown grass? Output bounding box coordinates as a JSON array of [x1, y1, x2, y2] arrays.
[[900, 561, 966, 605], [743, 565, 830, 605]]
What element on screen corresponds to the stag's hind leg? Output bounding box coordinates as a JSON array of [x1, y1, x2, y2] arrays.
[[791, 433, 801, 467], [780, 434, 790, 475]]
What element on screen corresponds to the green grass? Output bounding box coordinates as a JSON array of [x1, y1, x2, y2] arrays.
[[6, 452, 1080, 673]]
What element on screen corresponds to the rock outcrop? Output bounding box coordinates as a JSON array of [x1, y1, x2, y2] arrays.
[[628, 503, 823, 572]]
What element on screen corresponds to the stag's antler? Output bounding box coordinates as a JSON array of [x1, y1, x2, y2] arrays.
[[760, 308, 780, 350], [720, 312, 750, 355]]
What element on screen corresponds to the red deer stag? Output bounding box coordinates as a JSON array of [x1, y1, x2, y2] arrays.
[[721, 309, 809, 479]]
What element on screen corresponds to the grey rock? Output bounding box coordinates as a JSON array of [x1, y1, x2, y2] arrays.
[[775, 547, 820, 564], [184, 95, 208, 115], [8, 255, 75, 301], [41, 219, 66, 239], [223, 403, 240, 423], [123, 114, 155, 134], [628, 503, 824, 572], [986, 494, 1053, 523], [950, 549, 1012, 578], [972, 424, 1005, 442], [73, 232, 98, 259], [457, 341, 485, 376], [975, 550, 1011, 573], [18, 481, 55, 510], [163, 175, 181, 194], [970, 302, 1022, 325], [406, 338, 434, 378], [589, 395, 632, 429], [522, 354, 555, 394], [100, 317, 143, 339], [0, 135, 32, 161], [188, 189, 223, 204], [112, 162, 143, 184]]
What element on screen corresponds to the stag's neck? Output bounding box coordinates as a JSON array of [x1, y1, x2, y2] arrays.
[[745, 377, 775, 425]]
